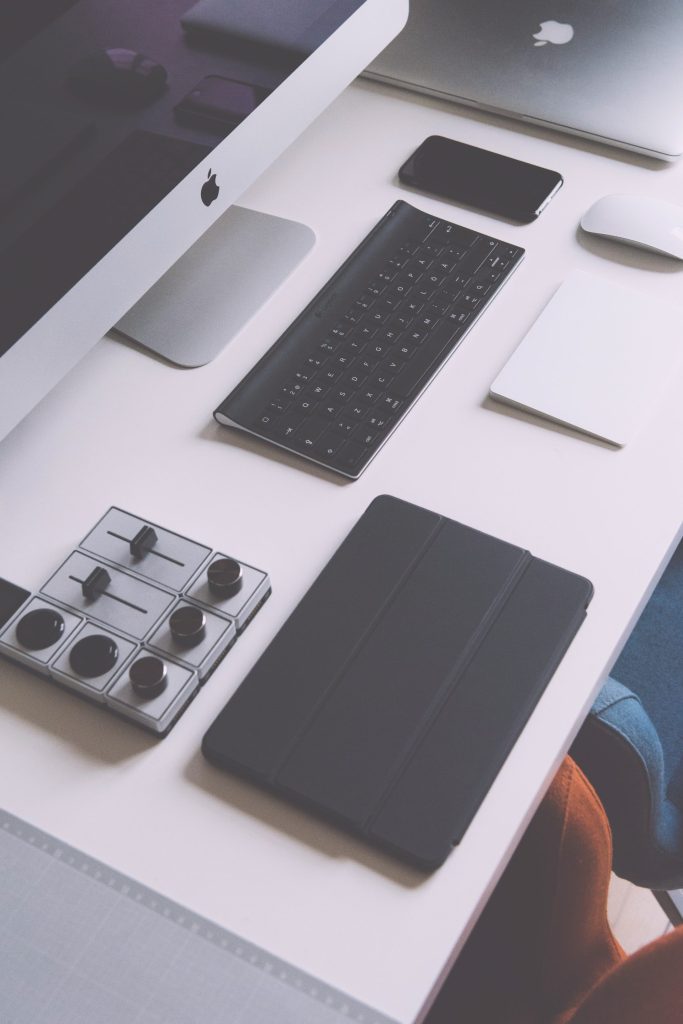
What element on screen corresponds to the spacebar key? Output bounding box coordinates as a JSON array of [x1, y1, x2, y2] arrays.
[[392, 320, 462, 397]]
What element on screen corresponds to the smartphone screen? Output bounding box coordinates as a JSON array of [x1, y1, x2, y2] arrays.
[[399, 136, 563, 222]]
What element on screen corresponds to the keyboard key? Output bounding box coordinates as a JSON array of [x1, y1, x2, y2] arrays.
[[463, 238, 498, 273], [368, 370, 395, 390], [359, 387, 382, 404], [424, 271, 447, 289], [273, 413, 305, 439], [379, 395, 403, 414], [400, 297, 424, 316], [256, 412, 278, 433], [456, 293, 483, 311], [445, 309, 472, 327], [356, 356, 377, 375], [268, 399, 289, 415], [392, 319, 460, 397], [315, 433, 345, 458], [431, 224, 477, 248], [336, 441, 369, 470], [356, 324, 378, 342], [332, 386, 354, 404], [427, 295, 450, 316], [387, 255, 407, 271], [334, 418, 357, 437], [365, 412, 392, 430], [389, 312, 412, 330], [424, 304, 446, 322], [377, 293, 403, 313], [392, 277, 413, 297], [441, 273, 470, 299], [348, 336, 367, 355], [339, 368, 368, 389], [293, 417, 328, 448], [475, 267, 503, 285], [293, 397, 318, 415], [442, 245, 468, 261], [399, 241, 419, 257], [333, 353, 353, 369], [367, 339, 392, 360], [358, 428, 379, 447], [414, 283, 435, 303]]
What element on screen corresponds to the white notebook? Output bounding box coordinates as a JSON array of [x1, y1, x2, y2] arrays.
[[490, 271, 683, 446]]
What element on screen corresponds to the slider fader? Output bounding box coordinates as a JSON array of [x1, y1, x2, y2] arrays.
[[0, 509, 271, 735]]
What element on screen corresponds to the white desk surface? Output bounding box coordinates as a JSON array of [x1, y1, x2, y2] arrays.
[[1, 78, 683, 1024]]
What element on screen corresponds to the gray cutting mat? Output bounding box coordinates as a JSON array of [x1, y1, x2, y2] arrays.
[[0, 810, 399, 1024]]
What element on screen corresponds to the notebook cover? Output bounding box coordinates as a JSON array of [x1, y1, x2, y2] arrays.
[[202, 495, 593, 870]]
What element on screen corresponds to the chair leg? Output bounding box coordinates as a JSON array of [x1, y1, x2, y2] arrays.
[[653, 889, 683, 926]]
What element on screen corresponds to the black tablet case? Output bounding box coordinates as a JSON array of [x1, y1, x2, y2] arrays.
[[202, 496, 593, 870]]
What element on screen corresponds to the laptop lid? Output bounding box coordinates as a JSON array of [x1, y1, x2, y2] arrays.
[[366, 0, 683, 159]]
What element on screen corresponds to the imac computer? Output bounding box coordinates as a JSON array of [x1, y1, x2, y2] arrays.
[[0, 0, 408, 440]]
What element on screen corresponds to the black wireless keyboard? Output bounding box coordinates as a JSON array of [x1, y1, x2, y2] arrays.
[[214, 200, 524, 479]]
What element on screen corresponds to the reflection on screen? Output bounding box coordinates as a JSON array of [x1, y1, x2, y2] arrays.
[[0, 0, 363, 357]]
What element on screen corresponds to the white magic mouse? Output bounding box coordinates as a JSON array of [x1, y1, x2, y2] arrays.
[[580, 194, 683, 259]]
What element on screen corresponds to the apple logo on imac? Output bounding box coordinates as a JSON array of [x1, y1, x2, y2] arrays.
[[533, 20, 574, 46], [201, 169, 220, 206]]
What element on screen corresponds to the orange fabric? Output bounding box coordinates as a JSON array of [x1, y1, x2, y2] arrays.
[[425, 758, 624, 1024], [547, 761, 625, 1023], [569, 927, 683, 1024]]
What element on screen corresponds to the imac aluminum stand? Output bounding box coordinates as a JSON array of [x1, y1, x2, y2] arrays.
[[113, 206, 315, 367]]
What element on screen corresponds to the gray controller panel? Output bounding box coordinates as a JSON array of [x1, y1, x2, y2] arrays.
[[0, 508, 271, 735]]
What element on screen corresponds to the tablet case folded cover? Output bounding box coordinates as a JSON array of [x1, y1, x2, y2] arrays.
[[203, 496, 593, 870]]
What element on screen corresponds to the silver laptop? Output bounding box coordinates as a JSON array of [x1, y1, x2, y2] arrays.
[[366, 0, 683, 160]]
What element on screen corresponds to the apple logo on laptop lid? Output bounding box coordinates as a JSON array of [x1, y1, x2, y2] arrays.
[[533, 20, 574, 46]]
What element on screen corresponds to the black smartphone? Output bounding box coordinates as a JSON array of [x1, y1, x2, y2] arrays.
[[398, 135, 563, 222]]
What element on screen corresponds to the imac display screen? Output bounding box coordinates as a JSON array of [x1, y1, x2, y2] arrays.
[[0, 0, 364, 359]]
